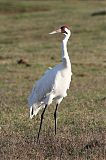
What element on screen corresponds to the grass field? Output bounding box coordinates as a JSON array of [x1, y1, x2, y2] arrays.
[[0, 0, 106, 159]]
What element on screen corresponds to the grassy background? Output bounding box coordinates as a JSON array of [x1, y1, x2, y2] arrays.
[[0, 0, 106, 159]]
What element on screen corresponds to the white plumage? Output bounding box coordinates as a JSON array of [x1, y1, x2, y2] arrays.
[[28, 25, 72, 140]]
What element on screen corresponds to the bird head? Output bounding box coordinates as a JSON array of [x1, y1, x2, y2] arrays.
[[49, 25, 71, 36]]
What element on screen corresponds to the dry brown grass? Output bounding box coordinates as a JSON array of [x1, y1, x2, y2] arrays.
[[0, 0, 106, 159]]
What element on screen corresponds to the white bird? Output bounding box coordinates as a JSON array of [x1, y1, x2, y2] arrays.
[[28, 25, 72, 141]]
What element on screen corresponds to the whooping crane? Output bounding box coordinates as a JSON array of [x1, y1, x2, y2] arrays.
[[28, 25, 72, 141]]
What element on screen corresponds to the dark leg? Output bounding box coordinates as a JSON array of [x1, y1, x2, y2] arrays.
[[37, 104, 47, 142], [54, 103, 58, 135]]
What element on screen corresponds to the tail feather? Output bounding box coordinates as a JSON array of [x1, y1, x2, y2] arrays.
[[30, 103, 45, 119]]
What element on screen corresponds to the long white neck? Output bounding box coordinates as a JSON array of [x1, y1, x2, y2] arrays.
[[61, 34, 71, 67]]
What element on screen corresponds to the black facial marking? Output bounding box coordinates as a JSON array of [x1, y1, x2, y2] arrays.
[[61, 26, 68, 34], [64, 30, 68, 34]]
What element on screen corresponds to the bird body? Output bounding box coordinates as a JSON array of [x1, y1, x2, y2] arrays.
[[28, 25, 72, 141]]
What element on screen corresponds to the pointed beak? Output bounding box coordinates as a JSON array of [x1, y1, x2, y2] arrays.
[[49, 28, 61, 34]]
